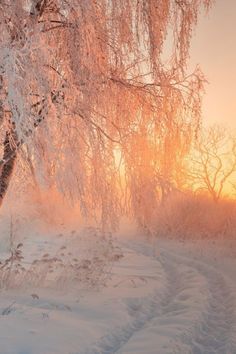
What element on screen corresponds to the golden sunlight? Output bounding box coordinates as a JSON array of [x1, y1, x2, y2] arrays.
[[0, 2, 236, 353]]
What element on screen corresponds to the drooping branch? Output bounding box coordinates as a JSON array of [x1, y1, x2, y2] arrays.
[[0, 0, 213, 228]]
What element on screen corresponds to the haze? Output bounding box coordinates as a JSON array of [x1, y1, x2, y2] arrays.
[[190, 0, 236, 129]]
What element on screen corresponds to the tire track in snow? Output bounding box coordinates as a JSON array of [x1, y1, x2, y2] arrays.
[[127, 242, 236, 354], [82, 243, 194, 354], [82, 241, 236, 354], [163, 249, 236, 354], [112, 245, 210, 354], [191, 274, 235, 354]]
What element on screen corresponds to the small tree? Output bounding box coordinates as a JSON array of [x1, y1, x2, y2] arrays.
[[187, 126, 236, 202]]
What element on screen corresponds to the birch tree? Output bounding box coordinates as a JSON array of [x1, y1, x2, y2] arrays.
[[0, 0, 212, 228]]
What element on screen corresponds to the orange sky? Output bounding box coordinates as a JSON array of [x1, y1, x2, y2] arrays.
[[189, 0, 236, 129]]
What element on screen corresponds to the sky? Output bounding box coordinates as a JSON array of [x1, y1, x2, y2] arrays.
[[189, 0, 236, 129]]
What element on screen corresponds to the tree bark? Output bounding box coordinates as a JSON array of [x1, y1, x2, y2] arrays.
[[0, 128, 18, 206]]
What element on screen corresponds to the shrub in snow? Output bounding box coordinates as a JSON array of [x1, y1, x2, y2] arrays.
[[153, 193, 236, 241], [0, 226, 123, 291]]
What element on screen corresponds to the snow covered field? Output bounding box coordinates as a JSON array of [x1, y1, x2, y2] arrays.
[[0, 227, 236, 354]]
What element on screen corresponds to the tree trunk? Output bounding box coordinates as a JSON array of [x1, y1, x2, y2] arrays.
[[0, 129, 18, 206]]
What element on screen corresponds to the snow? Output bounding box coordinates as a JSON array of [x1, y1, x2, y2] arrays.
[[0, 226, 236, 354]]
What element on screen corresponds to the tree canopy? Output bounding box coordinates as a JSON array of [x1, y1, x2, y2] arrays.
[[0, 0, 212, 229]]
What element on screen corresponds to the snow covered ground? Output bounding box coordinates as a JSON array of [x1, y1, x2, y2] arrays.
[[0, 227, 236, 354]]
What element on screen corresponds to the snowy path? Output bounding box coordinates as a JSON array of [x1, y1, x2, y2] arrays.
[[161, 249, 236, 354], [0, 237, 236, 354], [85, 240, 236, 354]]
